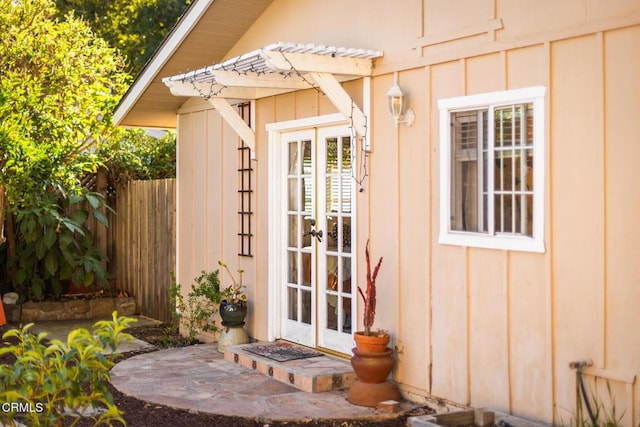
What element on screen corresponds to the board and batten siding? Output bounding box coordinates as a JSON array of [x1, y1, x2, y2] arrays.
[[367, 25, 640, 425], [176, 105, 261, 338], [171, 1, 640, 424]]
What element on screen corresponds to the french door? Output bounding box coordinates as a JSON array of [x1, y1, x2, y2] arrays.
[[279, 125, 355, 355]]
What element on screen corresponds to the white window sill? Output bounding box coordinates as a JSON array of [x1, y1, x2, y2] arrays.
[[439, 232, 546, 253]]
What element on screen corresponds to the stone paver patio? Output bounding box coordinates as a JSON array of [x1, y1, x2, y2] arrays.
[[110, 343, 416, 423]]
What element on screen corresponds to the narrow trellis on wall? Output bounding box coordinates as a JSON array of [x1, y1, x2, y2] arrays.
[[237, 102, 254, 257]]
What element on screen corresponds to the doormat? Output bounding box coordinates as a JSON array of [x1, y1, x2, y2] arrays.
[[244, 342, 324, 362]]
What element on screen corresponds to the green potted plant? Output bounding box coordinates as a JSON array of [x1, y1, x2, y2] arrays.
[[354, 239, 389, 353], [218, 261, 248, 327]]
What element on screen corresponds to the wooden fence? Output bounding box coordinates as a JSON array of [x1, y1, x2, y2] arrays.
[[113, 179, 176, 322]]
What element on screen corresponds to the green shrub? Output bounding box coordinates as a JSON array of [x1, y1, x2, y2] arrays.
[[11, 192, 111, 301], [0, 311, 136, 426], [169, 270, 222, 344]]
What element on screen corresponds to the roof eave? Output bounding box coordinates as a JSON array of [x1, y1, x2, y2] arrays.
[[114, 0, 216, 127]]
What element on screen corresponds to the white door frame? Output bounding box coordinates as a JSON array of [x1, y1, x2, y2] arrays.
[[267, 113, 355, 347]]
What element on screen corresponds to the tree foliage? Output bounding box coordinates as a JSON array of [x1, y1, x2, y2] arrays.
[[101, 129, 176, 186], [0, 0, 128, 207], [0, 0, 129, 298], [54, 0, 192, 76]]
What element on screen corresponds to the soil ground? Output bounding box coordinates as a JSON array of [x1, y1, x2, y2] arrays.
[[0, 322, 428, 426]]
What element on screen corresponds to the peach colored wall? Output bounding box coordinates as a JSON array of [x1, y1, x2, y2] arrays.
[[173, 0, 640, 424]]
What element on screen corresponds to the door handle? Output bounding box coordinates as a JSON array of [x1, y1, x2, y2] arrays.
[[304, 229, 323, 243]]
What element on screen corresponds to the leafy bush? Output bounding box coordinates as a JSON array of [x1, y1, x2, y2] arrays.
[[10, 192, 111, 301], [102, 128, 176, 185], [0, 311, 136, 426], [169, 270, 222, 343]]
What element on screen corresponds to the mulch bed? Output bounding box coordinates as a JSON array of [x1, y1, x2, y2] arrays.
[[0, 322, 425, 426]]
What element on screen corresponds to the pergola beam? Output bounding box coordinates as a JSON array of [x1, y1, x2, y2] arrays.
[[308, 72, 367, 140], [207, 97, 255, 152], [212, 70, 313, 90], [262, 50, 374, 76], [165, 80, 294, 100]]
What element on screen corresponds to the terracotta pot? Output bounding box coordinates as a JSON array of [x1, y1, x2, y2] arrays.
[[348, 347, 401, 407], [353, 331, 390, 353], [219, 300, 247, 327], [347, 380, 401, 407], [350, 348, 395, 383]]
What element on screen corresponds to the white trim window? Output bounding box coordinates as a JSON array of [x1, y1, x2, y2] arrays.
[[438, 86, 546, 253]]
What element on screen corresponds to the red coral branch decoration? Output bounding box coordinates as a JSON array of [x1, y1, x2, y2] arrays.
[[358, 239, 383, 336]]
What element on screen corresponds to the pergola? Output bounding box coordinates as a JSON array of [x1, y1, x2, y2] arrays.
[[163, 42, 383, 153]]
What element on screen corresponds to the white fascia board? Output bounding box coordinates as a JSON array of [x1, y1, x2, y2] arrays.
[[113, 0, 215, 126]]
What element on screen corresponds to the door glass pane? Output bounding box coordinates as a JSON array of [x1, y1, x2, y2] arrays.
[[326, 215, 338, 251], [341, 136, 351, 171], [327, 298, 338, 331], [341, 257, 352, 293], [288, 179, 299, 211], [302, 216, 313, 247], [343, 216, 352, 253], [326, 176, 339, 213], [342, 296, 352, 333], [302, 140, 312, 174], [288, 287, 298, 320], [326, 255, 338, 290], [326, 137, 338, 173], [289, 141, 299, 174], [302, 252, 311, 287], [302, 290, 312, 324], [302, 177, 312, 213], [287, 250, 298, 283], [341, 176, 351, 213], [288, 215, 298, 247]]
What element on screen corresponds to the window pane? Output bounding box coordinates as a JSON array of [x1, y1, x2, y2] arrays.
[[451, 110, 487, 233], [493, 103, 534, 238]]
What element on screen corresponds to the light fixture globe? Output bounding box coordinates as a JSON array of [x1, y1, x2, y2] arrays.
[[385, 73, 415, 127], [386, 81, 406, 124]]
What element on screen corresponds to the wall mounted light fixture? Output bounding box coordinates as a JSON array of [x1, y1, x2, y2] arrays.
[[386, 72, 415, 127]]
